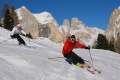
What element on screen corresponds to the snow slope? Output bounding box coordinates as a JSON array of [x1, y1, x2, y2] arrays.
[[0, 27, 120, 80]]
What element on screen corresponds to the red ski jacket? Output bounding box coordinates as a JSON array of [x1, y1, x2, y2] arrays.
[[62, 38, 86, 55]]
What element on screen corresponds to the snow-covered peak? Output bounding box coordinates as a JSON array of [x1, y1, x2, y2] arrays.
[[16, 6, 26, 10], [15, 6, 28, 20], [71, 17, 81, 23], [21, 6, 27, 9], [33, 11, 58, 26]]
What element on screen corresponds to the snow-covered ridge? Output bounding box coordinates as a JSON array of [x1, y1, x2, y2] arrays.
[[16, 6, 57, 26], [33, 11, 58, 26]]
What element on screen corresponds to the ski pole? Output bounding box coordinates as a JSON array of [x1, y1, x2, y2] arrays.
[[83, 59, 90, 63], [89, 49, 93, 67], [27, 32, 30, 45], [29, 33, 30, 45], [0, 38, 11, 44]]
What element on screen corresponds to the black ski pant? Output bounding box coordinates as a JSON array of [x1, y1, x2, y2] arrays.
[[63, 51, 85, 65], [12, 34, 26, 45]]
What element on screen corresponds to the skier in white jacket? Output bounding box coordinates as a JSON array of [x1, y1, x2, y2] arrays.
[[10, 24, 28, 45]]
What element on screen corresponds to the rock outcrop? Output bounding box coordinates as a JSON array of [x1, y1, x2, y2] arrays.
[[105, 6, 120, 41], [16, 6, 39, 39], [15, 6, 104, 45]]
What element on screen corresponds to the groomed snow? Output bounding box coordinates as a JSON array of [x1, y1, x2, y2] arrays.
[[0, 27, 120, 80]]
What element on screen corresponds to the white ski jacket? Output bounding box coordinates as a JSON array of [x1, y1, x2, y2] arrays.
[[11, 26, 27, 36]]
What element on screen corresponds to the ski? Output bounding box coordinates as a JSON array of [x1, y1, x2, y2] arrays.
[[86, 68, 95, 74], [85, 68, 101, 74], [48, 57, 101, 74], [48, 57, 67, 63], [48, 57, 73, 64], [75, 63, 95, 74], [83, 63, 101, 74], [93, 68, 101, 74], [75, 63, 101, 74], [24, 44, 36, 49], [19, 44, 36, 49], [15, 44, 36, 49], [48, 57, 64, 59]]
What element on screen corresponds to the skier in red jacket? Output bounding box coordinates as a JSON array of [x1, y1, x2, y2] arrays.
[[62, 35, 90, 68]]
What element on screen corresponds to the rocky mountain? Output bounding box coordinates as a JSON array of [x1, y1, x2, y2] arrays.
[[33, 12, 63, 43], [33, 12, 58, 26], [63, 19, 70, 27], [105, 6, 120, 53], [15, 6, 39, 39], [58, 19, 71, 41], [15, 6, 104, 45], [59, 18, 104, 45], [105, 6, 120, 41]]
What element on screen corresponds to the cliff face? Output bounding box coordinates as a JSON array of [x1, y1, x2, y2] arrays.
[[47, 23, 63, 43], [59, 17, 104, 45], [16, 6, 39, 39], [105, 6, 120, 53], [105, 6, 120, 41], [38, 23, 63, 43], [34, 12, 63, 43], [16, 6, 104, 45]]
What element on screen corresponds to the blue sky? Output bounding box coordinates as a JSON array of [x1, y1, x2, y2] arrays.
[[0, 0, 120, 30]]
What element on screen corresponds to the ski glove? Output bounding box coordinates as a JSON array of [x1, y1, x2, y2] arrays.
[[85, 46, 90, 50], [10, 35, 14, 39], [26, 34, 29, 37]]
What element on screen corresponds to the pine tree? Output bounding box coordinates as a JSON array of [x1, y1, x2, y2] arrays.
[[0, 20, 2, 27], [109, 36, 115, 52], [115, 36, 120, 54], [10, 5, 19, 26], [0, 3, 9, 27], [109, 41, 115, 52], [95, 34, 109, 50], [28, 33, 33, 39], [3, 9, 14, 30]]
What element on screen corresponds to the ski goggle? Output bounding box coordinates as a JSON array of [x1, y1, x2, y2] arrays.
[[70, 38, 76, 42]]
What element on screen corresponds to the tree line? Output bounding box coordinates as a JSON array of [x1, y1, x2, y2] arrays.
[[0, 2, 19, 30], [94, 33, 120, 54], [0, 3, 32, 38]]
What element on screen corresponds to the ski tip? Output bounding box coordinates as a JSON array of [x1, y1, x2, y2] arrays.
[[25, 45, 36, 49], [98, 70, 101, 74]]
